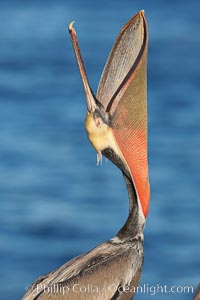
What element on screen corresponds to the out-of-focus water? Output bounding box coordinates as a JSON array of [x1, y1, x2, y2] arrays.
[[0, 1, 200, 299]]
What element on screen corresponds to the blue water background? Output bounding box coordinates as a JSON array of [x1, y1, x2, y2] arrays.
[[0, 0, 200, 299]]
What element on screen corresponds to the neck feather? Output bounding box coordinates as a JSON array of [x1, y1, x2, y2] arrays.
[[117, 173, 145, 240]]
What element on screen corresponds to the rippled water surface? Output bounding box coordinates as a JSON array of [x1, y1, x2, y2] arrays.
[[0, 1, 200, 299]]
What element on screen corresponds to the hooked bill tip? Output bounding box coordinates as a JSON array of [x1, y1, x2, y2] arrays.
[[68, 21, 75, 32]]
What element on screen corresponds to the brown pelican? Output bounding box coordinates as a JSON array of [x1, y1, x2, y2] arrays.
[[23, 10, 150, 300]]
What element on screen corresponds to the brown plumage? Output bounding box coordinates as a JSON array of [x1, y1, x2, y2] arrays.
[[23, 10, 149, 300]]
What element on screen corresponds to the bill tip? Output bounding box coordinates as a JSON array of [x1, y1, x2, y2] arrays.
[[68, 21, 75, 32]]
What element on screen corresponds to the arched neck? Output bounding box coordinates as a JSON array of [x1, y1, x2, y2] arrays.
[[116, 173, 145, 241], [101, 148, 146, 241]]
